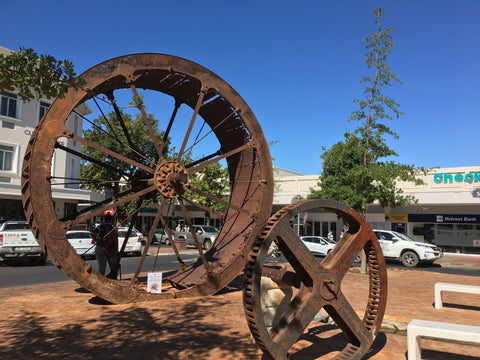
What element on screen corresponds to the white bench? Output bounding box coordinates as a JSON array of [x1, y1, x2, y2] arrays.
[[407, 319, 480, 360], [434, 282, 480, 309]]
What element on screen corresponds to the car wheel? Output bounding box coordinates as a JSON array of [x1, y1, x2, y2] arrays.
[[29, 256, 46, 266], [401, 251, 419, 267], [203, 239, 212, 250], [3, 259, 17, 266], [165, 238, 170, 246]]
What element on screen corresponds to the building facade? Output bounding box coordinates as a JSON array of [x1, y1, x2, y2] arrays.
[[273, 166, 480, 254], [0, 46, 103, 223]]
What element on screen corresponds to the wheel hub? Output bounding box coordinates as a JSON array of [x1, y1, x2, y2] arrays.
[[154, 161, 189, 198], [319, 274, 339, 301]]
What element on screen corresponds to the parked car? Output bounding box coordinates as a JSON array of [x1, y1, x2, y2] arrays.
[[154, 229, 174, 245], [300, 236, 336, 256], [66, 230, 95, 259], [175, 225, 218, 250], [132, 229, 145, 245], [0, 221, 46, 265], [117, 228, 143, 256], [373, 229, 443, 267]]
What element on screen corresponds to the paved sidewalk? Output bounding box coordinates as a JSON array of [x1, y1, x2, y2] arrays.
[[0, 254, 479, 359]]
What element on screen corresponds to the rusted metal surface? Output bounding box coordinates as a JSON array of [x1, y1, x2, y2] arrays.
[[21, 53, 274, 304], [21, 53, 388, 359], [243, 199, 388, 360]]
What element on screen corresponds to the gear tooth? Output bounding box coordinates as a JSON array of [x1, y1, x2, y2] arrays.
[[243, 200, 388, 359]]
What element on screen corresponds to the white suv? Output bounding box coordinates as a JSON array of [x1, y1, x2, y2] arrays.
[[300, 236, 336, 256], [373, 229, 443, 267]]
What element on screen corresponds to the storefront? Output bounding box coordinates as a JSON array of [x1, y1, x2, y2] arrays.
[[274, 166, 480, 254]]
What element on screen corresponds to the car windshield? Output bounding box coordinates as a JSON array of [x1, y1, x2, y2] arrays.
[[393, 231, 416, 242], [3, 223, 30, 230], [66, 232, 91, 239], [201, 226, 219, 233], [118, 230, 137, 238]]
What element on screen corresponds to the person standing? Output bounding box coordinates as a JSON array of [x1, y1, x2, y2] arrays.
[[328, 231, 334, 242], [91, 212, 118, 277]]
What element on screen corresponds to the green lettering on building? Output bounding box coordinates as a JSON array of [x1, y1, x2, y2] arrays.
[[433, 171, 480, 184]]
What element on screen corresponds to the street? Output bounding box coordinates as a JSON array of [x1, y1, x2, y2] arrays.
[[0, 253, 200, 288], [1, 250, 478, 289]]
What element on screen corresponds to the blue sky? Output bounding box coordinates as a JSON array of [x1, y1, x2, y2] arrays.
[[2, 0, 479, 175]]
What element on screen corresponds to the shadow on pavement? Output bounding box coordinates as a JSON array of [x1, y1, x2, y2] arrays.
[[0, 297, 259, 360]]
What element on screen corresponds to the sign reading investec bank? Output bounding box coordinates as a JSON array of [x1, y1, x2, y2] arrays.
[[433, 171, 480, 184]]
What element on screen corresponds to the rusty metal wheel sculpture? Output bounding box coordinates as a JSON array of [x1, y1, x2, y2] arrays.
[[21, 53, 274, 304], [243, 199, 387, 360]]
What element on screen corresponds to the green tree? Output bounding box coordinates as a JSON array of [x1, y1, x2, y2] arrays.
[[188, 161, 229, 224], [309, 8, 426, 217], [81, 111, 167, 191], [0, 47, 79, 101]]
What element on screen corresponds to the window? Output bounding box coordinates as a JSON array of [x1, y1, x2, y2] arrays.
[[0, 144, 14, 171], [1, 92, 18, 118], [39, 101, 50, 121], [375, 231, 393, 240], [2, 121, 14, 129]]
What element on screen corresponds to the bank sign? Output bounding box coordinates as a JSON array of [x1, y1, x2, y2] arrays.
[[433, 171, 480, 184], [408, 214, 480, 224]]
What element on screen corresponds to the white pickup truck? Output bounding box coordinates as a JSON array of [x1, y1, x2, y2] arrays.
[[0, 221, 46, 265]]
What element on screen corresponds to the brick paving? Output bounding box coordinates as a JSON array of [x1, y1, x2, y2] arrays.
[[0, 253, 479, 359]]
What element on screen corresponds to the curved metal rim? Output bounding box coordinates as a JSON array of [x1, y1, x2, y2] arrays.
[[22, 53, 274, 303], [243, 199, 388, 360]]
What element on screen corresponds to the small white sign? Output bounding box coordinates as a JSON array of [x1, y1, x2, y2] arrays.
[[147, 272, 163, 293], [473, 240, 480, 247]]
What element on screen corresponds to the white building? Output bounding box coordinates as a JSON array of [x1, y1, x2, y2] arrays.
[[0, 46, 103, 222], [273, 166, 480, 254]]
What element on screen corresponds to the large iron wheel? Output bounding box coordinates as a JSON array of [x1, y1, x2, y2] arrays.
[[21, 53, 274, 304], [243, 199, 388, 359]]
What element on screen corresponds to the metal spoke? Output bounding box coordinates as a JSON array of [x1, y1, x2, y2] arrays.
[[72, 134, 155, 174], [271, 290, 323, 356], [109, 198, 145, 279], [181, 196, 226, 220], [274, 220, 323, 284], [131, 204, 162, 284], [55, 142, 131, 178], [188, 185, 250, 216], [105, 90, 136, 151], [130, 85, 165, 163], [155, 198, 187, 271], [321, 227, 374, 278], [182, 109, 238, 157], [91, 95, 124, 146], [69, 185, 156, 226], [325, 292, 373, 347], [178, 197, 211, 273], [187, 142, 251, 174], [60, 185, 139, 222], [177, 90, 205, 161], [159, 99, 181, 161]]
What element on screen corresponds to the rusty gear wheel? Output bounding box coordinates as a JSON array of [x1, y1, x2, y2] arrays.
[[243, 199, 387, 360], [21, 53, 273, 304]]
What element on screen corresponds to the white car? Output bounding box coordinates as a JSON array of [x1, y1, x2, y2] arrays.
[[300, 236, 336, 256], [118, 228, 143, 256], [374, 229, 443, 267], [66, 230, 96, 259]]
